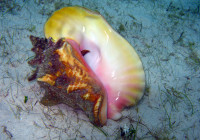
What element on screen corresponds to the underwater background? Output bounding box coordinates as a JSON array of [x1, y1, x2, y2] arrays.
[[0, 0, 199, 139]]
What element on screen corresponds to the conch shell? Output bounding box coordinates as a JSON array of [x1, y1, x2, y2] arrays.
[[28, 6, 145, 126]]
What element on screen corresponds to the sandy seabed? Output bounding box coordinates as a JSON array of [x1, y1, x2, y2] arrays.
[[0, 0, 200, 139]]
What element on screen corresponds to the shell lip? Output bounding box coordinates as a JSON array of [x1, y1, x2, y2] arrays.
[[42, 5, 145, 125]]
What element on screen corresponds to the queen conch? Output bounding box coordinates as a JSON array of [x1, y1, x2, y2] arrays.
[[28, 6, 145, 126]]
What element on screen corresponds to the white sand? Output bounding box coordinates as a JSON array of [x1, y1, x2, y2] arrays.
[[0, 0, 199, 139]]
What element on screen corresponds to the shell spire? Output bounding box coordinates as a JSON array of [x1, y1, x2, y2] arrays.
[[28, 36, 107, 126]]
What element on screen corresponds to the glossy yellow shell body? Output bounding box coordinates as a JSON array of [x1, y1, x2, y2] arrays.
[[44, 6, 145, 120]]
